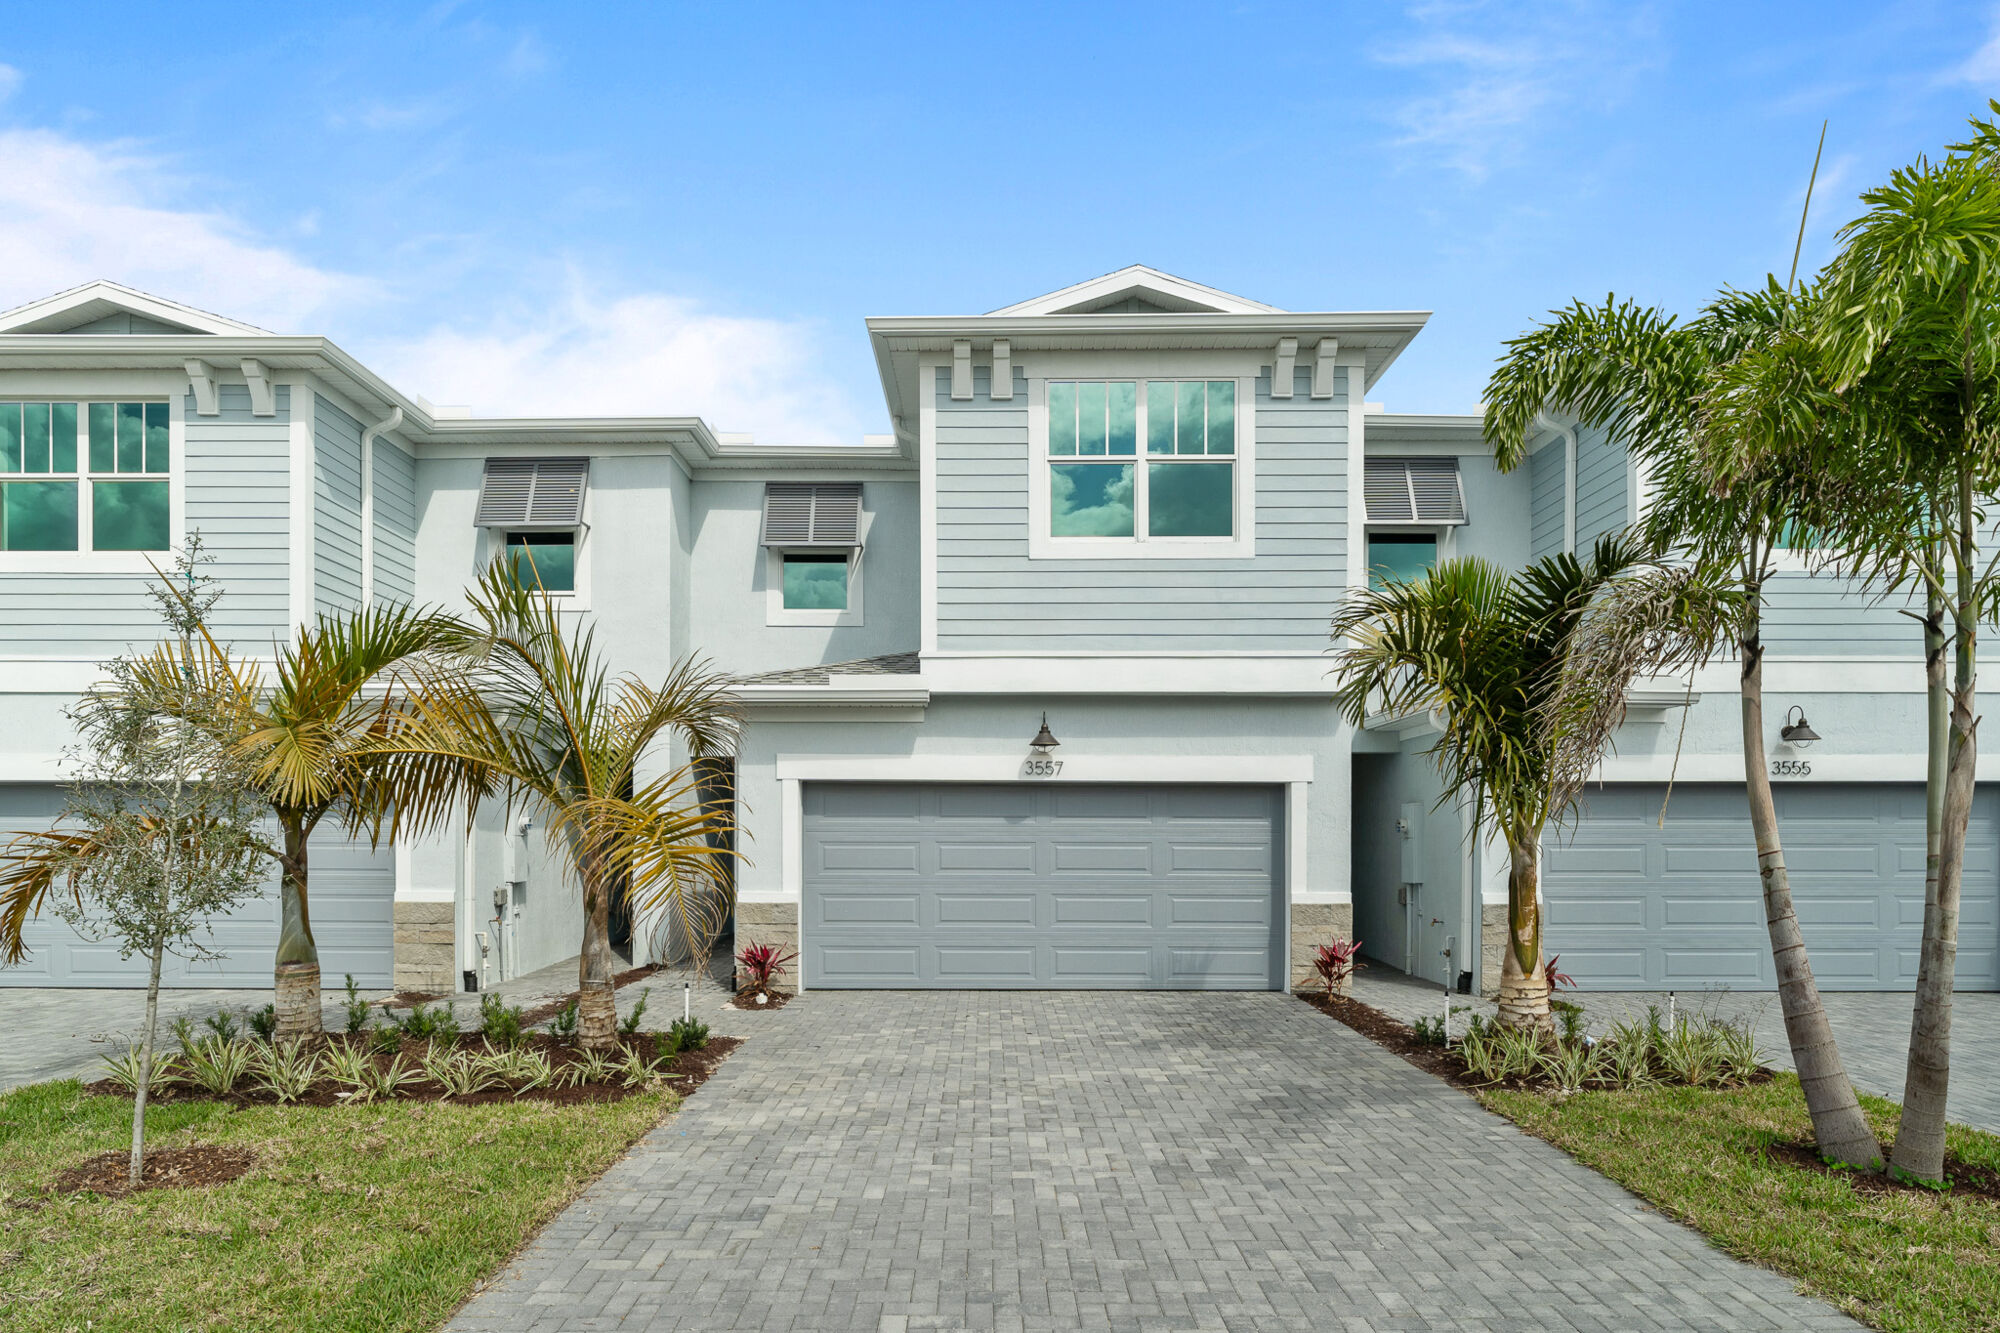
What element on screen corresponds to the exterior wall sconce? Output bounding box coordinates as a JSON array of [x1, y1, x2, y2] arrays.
[[1029, 713, 1060, 756], [1780, 706, 1822, 749]]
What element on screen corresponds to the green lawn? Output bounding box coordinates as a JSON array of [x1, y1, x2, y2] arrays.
[[1481, 1076, 2000, 1333], [0, 1078, 678, 1332]]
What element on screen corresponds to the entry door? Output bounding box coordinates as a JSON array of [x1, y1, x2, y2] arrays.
[[801, 782, 1284, 989]]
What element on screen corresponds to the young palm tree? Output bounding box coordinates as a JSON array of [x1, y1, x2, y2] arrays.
[[1330, 534, 1664, 1032], [1, 601, 471, 1037], [395, 562, 741, 1050], [1482, 283, 1888, 1170]]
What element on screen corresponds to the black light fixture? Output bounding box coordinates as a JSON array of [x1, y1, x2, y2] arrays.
[[1780, 705, 1822, 749], [1029, 713, 1060, 755]]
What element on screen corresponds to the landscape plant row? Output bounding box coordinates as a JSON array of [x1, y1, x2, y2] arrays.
[[1413, 1002, 1764, 1094]]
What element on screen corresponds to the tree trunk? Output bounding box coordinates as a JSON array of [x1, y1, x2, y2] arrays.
[[1894, 554, 1977, 1183], [577, 854, 619, 1050], [274, 818, 322, 1039], [130, 939, 165, 1186], [1493, 835, 1551, 1031], [1740, 607, 1883, 1168]]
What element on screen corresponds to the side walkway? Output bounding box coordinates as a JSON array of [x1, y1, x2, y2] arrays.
[[449, 991, 1859, 1333]]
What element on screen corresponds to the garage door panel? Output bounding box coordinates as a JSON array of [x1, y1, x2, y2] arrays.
[[1546, 783, 1999, 992], [803, 783, 1280, 990], [818, 840, 921, 874]]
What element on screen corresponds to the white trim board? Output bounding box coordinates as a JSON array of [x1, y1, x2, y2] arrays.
[[917, 654, 1338, 695]]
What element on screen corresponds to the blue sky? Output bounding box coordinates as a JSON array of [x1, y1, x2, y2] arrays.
[[0, 2, 1996, 441]]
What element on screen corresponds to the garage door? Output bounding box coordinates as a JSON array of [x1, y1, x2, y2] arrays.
[[802, 783, 1284, 989], [1544, 784, 2000, 991], [0, 784, 396, 988]]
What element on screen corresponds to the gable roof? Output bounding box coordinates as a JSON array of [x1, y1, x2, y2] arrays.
[[0, 280, 270, 336], [988, 265, 1283, 316]]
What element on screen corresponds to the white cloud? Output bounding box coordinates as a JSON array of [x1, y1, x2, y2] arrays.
[[1373, 2, 1658, 179], [0, 127, 366, 330], [374, 282, 876, 443], [1947, 10, 2000, 84]]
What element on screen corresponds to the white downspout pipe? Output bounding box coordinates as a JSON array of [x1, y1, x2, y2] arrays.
[[358, 405, 403, 605]]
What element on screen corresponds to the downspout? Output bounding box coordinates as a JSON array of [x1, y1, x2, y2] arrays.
[[358, 405, 403, 605]]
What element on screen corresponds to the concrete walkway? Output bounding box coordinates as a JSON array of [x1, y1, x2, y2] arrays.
[[448, 992, 1859, 1333], [1348, 964, 2000, 1134]]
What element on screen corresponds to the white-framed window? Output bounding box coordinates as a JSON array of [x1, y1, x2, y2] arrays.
[[0, 400, 173, 558], [502, 531, 577, 593], [1027, 376, 1256, 559], [765, 548, 864, 626]]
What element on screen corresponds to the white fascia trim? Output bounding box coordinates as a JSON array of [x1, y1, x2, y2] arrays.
[[0, 753, 70, 781], [987, 265, 1286, 316], [0, 280, 270, 335], [774, 753, 1315, 783], [918, 655, 1336, 695], [1582, 751, 2000, 783], [0, 654, 278, 694], [732, 684, 930, 707]]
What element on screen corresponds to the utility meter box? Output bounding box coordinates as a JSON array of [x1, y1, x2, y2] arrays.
[[1398, 802, 1423, 884]]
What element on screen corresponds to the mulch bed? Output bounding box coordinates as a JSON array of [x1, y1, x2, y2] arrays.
[[1765, 1139, 2000, 1202], [55, 1145, 257, 1197], [1294, 989, 1774, 1094], [82, 1031, 742, 1109], [728, 988, 790, 1011]]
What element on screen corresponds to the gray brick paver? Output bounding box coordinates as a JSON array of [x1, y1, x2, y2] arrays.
[[445, 992, 1862, 1332]]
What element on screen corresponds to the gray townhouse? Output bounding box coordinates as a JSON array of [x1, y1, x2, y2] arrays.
[[0, 268, 1992, 1000]]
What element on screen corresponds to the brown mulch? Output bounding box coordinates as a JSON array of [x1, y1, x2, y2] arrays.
[[728, 988, 790, 1011], [514, 963, 663, 1030], [1293, 989, 1774, 1094], [1765, 1139, 2000, 1202], [55, 1145, 256, 1197], [82, 1031, 742, 1109], [385, 991, 444, 1006]]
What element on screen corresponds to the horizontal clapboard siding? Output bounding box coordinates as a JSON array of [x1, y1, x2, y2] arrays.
[[373, 436, 417, 605], [1573, 424, 1626, 547], [934, 365, 1346, 651], [314, 394, 363, 616], [1530, 440, 1564, 559], [0, 385, 289, 655]]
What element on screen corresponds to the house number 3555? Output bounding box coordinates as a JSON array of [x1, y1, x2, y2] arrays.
[[1022, 759, 1064, 778], [1770, 758, 1812, 777]]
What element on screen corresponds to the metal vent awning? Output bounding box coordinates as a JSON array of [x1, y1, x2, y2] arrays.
[[1364, 457, 1466, 524], [761, 482, 863, 547], [474, 457, 590, 527]]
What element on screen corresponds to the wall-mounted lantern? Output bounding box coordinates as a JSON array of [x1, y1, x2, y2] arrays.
[[1029, 713, 1060, 756], [1780, 706, 1822, 749]]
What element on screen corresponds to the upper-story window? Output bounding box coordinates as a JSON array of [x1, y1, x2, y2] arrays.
[[0, 401, 170, 552], [475, 456, 589, 599], [761, 482, 865, 626], [1032, 377, 1253, 559]]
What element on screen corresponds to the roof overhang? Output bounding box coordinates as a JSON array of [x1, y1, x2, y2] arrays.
[[0, 280, 269, 335], [0, 332, 913, 474], [866, 310, 1430, 450]]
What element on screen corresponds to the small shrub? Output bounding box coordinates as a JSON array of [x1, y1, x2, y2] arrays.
[[615, 1044, 664, 1089], [1491, 1025, 1545, 1082], [203, 1010, 241, 1043], [169, 1014, 198, 1054], [248, 1040, 319, 1103], [359, 1053, 421, 1103], [321, 1042, 375, 1092], [247, 1005, 278, 1042], [566, 1047, 617, 1088], [1411, 1014, 1446, 1046], [736, 942, 797, 993], [479, 993, 527, 1050], [342, 974, 372, 1035], [503, 1049, 554, 1097], [667, 1016, 709, 1054], [1601, 1021, 1656, 1090], [619, 988, 651, 1038], [1459, 1027, 1501, 1083], [1311, 936, 1363, 997], [1658, 1018, 1724, 1088], [1538, 1037, 1605, 1095], [423, 1046, 497, 1098], [181, 1036, 254, 1096], [1712, 1018, 1764, 1084], [102, 1045, 183, 1095], [394, 1001, 459, 1042], [551, 999, 580, 1041], [1552, 998, 1587, 1047], [369, 1024, 405, 1055]]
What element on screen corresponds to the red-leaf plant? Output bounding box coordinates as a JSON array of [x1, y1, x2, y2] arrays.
[[1543, 954, 1577, 991], [736, 941, 799, 994], [1312, 937, 1363, 998]]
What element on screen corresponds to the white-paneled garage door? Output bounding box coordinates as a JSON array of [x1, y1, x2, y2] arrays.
[[1544, 783, 2000, 991], [802, 782, 1284, 989], [0, 784, 396, 988]]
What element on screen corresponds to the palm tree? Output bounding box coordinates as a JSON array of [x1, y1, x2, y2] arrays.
[[1481, 283, 1888, 1170], [1330, 535, 1667, 1032], [1798, 131, 2000, 1183], [393, 562, 741, 1050], [1, 601, 470, 1038]]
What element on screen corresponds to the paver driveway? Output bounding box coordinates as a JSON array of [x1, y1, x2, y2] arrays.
[[450, 992, 1856, 1333]]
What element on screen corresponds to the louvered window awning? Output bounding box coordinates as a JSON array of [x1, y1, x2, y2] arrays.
[[760, 483, 863, 547], [474, 457, 590, 527], [1364, 457, 1466, 524]]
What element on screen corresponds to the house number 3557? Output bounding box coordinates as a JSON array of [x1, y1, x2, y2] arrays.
[[1022, 759, 1064, 777]]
